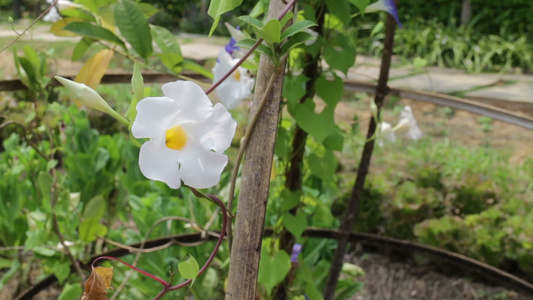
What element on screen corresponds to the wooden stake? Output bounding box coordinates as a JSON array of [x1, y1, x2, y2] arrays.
[[225, 0, 289, 298]]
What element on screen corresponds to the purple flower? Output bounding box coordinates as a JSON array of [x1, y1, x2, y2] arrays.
[[365, 0, 403, 28], [291, 243, 303, 263], [224, 38, 240, 56]]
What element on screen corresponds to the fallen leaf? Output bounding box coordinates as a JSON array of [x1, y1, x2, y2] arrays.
[[81, 266, 113, 300]]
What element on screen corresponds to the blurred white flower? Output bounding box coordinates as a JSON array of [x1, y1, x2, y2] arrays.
[[365, 0, 403, 28], [43, 0, 83, 23], [378, 105, 422, 145], [212, 50, 254, 109], [377, 121, 397, 146], [395, 105, 422, 140], [131, 81, 237, 189], [56, 240, 75, 252]]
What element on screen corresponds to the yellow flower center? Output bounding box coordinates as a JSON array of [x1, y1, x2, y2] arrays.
[[233, 69, 241, 81], [165, 125, 187, 150]]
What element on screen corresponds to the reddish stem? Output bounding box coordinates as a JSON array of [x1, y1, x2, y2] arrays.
[[92, 193, 228, 300], [205, 0, 297, 96], [92, 256, 169, 287]]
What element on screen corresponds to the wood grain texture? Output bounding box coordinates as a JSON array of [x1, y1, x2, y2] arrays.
[[225, 1, 289, 298]]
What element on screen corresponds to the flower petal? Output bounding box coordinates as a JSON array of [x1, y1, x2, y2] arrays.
[[184, 103, 237, 153], [131, 96, 179, 139], [178, 146, 228, 189], [138, 139, 182, 189], [365, 0, 403, 28], [162, 81, 213, 125], [213, 50, 253, 108]]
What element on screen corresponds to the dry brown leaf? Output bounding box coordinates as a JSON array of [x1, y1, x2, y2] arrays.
[[81, 266, 113, 300]]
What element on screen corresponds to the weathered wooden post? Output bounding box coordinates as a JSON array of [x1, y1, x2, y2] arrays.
[[225, 0, 290, 298]]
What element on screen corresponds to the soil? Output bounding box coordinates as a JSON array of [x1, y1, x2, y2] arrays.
[[347, 251, 533, 300]]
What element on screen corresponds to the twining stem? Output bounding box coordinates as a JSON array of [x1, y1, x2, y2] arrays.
[[205, 0, 297, 96], [50, 168, 86, 282], [273, 4, 325, 298], [92, 192, 228, 300], [0, 0, 59, 54], [322, 11, 398, 300], [109, 216, 199, 300]]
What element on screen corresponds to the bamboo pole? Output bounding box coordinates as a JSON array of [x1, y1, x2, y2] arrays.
[[225, 0, 289, 298]]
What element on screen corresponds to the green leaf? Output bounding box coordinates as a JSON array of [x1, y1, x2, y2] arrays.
[[335, 279, 364, 300], [150, 25, 183, 73], [23, 45, 40, 70], [280, 31, 316, 57], [316, 74, 344, 106], [58, 283, 83, 300], [280, 190, 303, 212], [128, 62, 144, 122], [207, 0, 243, 36], [18, 57, 36, 83], [282, 212, 307, 238], [93, 147, 110, 172], [37, 171, 52, 211], [289, 100, 336, 143], [82, 195, 106, 220], [258, 248, 291, 296], [239, 16, 281, 45], [283, 74, 308, 106], [24, 229, 48, 250], [138, 2, 159, 18], [235, 38, 273, 59], [79, 217, 108, 242], [280, 20, 316, 41], [114, 0, 153, 59], [0, 260, 20, 290], [308, 151, 337, 182], [259, 19, 281, 44], [323, 33, 356, 75], [53, 261, 71, 284], [60, 8, 96, 22], [238, 15, 264, 28], [72, 37, 95, 61], [183, 60, 214, 80], [64, 21, 126, 51], [349, 0, 371, 14], [178, 255, 199, 284], [326, 0, 351, 26], [323, 126, 344, 151]]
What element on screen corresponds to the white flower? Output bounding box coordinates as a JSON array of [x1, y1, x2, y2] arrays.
[[395, 105, 422, 140], [378, 121, 397, 146], [225, 23, 246, 43], [43, 0, 83, 23], [43, 7, 61, 23], [212, 50, 254, 109], [131, 81, 237, 189]]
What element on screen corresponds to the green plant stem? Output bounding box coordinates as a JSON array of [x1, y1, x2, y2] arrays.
[[323, 10, 398, 300], [205, 0, 296, 96], [93, 192, 228, 300], [0, 0, 59, 54], [49, 168, 86, 282], [273, 4, 325, 298]]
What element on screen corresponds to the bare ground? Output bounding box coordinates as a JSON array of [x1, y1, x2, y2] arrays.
[[347, 252, 533, 300]]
